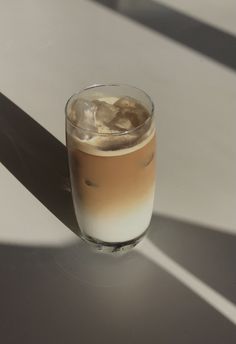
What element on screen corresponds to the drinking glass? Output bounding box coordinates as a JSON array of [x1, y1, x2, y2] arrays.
[[65, 84, 156, 252]]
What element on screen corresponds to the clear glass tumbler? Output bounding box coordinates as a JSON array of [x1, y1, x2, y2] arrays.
[[66, 84, 156, 252]]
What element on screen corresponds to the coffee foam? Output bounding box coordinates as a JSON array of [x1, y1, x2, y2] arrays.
[[69, 129, 155, 157]]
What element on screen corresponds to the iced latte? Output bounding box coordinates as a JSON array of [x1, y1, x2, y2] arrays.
[[66, 84, 156, 252]]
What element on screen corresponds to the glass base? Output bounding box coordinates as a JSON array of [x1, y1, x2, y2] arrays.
[[80, 229, 148, 254]]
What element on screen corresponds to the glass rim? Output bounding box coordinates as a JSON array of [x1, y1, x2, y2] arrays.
[[65, 83, 155, 136]]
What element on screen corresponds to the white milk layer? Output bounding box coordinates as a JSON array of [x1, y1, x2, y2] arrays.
[[74, 187, 155, 243]]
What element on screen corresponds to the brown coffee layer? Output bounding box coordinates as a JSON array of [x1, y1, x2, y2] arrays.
[[68, 135, 156, 215]]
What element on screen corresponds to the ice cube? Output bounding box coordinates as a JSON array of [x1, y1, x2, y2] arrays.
[[73, 98, 97, 132], [94, 100, 119, 124], [84, 179, 99, 187], [142, 152, 154, 167], [112, 117, 133, 131], [114, 96, 137, 109], [94, 100, 119, 133], [114, 97, 149, 128]]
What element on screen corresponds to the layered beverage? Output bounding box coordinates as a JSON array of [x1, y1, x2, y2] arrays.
[[66, 84, 156, 252]]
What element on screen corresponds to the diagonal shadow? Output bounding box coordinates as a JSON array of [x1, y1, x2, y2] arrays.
[[90, 0, 236, 71], [0, 92, 78, 235], [147, 215, 236, 304]]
